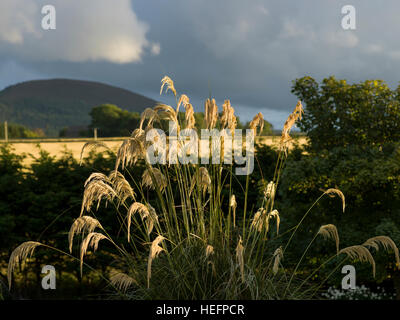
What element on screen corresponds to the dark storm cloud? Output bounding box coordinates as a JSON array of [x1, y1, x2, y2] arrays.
[[1, 0, 400, 127]]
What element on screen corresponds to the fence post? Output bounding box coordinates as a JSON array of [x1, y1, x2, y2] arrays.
[[4, 121, 8, 142]]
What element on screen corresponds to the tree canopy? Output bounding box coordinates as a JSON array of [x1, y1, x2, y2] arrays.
[[292, 76, 400, 152], [89, 104, 141, 137], [89, 104, 273, 137], [0, 122, 44, 139], [286, 76, 400, 287]]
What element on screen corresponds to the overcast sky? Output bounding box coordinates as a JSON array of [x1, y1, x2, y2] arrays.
[[1, 0, 400, 128]]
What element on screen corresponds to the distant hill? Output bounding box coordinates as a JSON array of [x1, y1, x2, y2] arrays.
[[0, 79, 158, 135]]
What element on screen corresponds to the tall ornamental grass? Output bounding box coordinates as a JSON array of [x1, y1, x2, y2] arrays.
[[8, 76, 400, 299]]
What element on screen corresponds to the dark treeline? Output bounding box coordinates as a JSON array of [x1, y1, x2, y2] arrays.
[[0, 146, 120, 299], [84, 103, 274, 138]]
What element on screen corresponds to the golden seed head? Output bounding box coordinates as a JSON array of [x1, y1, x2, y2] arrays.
[[206, 245, 214, 258], [205, 98, 219, 129], [339, 245, 376, 278], [147, 235, 166, 288], [279, 100, 304, 155], [79, 141, 110, 166], [140, 108, 159, 130], [268, 209, 280, 234], [236, 236, 245, 282], [110, 272, 137, 292], [142, 167, 167, 192], [80, 173, 117, 216], [318, 224, 340, 254], [272, 246, 283, 275], [184, 103, 196, 129], [177, 94, 190, 113], [160, 76, 177, 97], [324, 188, 346, 213], [230, 194, 237, 209], [80, 232, 108, 276], [249, 112, 264, 136], [363, 236, 399, 265], [8, 241, 42, 290], [68, 216, 103, 253]]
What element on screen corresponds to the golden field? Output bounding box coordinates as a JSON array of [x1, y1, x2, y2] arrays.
[[1, 136, 307, 165]]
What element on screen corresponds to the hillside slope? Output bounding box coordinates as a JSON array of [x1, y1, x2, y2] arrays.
[[0, 79, 158, 133]]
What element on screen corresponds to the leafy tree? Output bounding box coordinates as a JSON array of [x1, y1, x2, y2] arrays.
[[0, 145, 25, 253], [292, 76, 400, 151], [89, 104, 141, 137], [0, 122, 44, 139], [279, 144, 400, 290], [283, 76, 400, 293]]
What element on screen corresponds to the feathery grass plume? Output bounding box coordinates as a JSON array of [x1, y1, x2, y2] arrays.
[[206, 245, 214, 259], [160, 76, 177, 97], [79, 141, 110, 165], [184, 103, 196, 129], [115, 130, 146, 171], [110, 272, 137, 292], [8, 241, 42, 290], [236, 236, 245, 282], [363, 236, 400, 265], [251, 210, 262, 232], [154, 103, 178, 119], [115, 139, 134, 171], [264, 181, 276, 201], [279, 131, 292, 156], [283, 101, 303, 136], [228, 113, 237, 132], [230, 194, 237, 227], [318, 224, 340, 254], [204, 98, 219, 129], [199, 167, 212, 195], [83, 172, 109, 187], [279, 100, 304, 155], [108, 170, 135, 204], [251, 208, 267, 233], [294, 100, 304, 120], [220, 100, 230, 129], [221, 99, 237, 131], [272, 246, 283, 275], [139, 108, 158, 130], [80, 232, 108, 276], [189, 167, 211, 195], [324, 188, 346, 213], [142, 167, 167, 192], [127, 202, 152, 241], [147, 235, 166, 288], [177, 94, 190, 113], [68, 216, 103, 253], [339, 245, 376, 277], [268, 209, 280, 234], [249, 112, 264, 135], [145, 204, 159, 236], [131, 128, 146, 140], [80, 173, 117, 216], [154, 103, 179, 130]]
